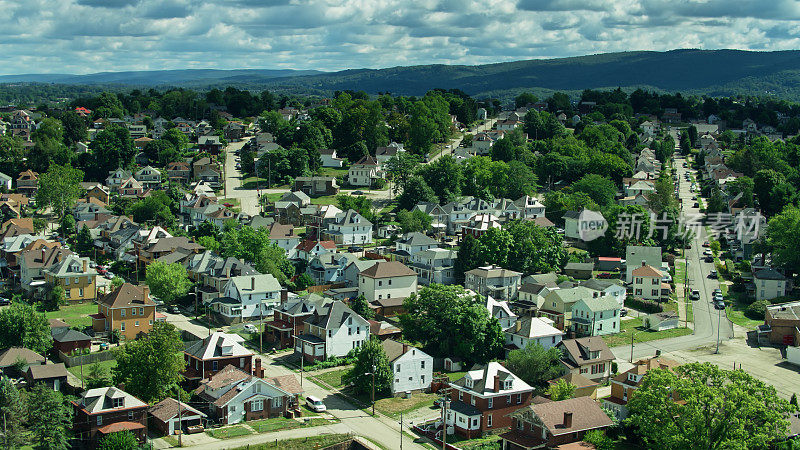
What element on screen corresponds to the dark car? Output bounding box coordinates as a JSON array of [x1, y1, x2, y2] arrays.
[[689, 290, 701, 300], [709, 270, 718, 279], [352, 190, 364, 196], [705, 256, 714, 263], [693, 202, 699, 208], [714, 300, 726, 310], [168, 305, 180, 314], [620, 308, 628, 317], [349, 246, 364, 253], [0, 298, 10, 306]]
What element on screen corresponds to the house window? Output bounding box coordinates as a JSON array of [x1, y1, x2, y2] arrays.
[[240, 357, 245, 367], [121, 309, 126, 317], [487, 414, 493, 427], [212, 361, 218, 371], [135, 321, 139, 327], [65, 278, 70, 285], [396, 364, 401, 373], [348, 328, 352, 336], [78, 288, 84, 297], [128, 411, 134, 420], [651, 289, 659, 296], [635, 289, 642, 296], [459, 391, 463, 401], [507, 395, 512, 404], [149, 320, 153, 325], [274, 396, 282, 408], [121, 323, 125, 332], [420, 361, 425, 369], [112, 398, 123, 408], [328, 330, 332, 338], [252, 400, 264, 412], [471, 396, 475, 406], [132, 308, 137, 316], [421, 375, 425, 384], [97, 416, 102, 426], [488, 398, 493, 408], [378, 281, 382, 286], [139, 307, 144, 315], [517, 393, 522, 404]]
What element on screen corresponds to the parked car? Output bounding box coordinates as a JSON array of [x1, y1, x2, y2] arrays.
[[713, 288, 722, 295], [168, 305, 180, 314], [714, 301, 726, 310], [693, 202, 699, 208], [705, 256, 714, 263], [0, 297, 11, 306], [703, 249, 713, 256], [690, 290, 700, 300], [620, 308, 628, 317], [709, 269, 718, 279], [702, 241, 710, 247], [306, 396, 326, 412], [352, 190, 364, 196], [243, 324, 258, 333]]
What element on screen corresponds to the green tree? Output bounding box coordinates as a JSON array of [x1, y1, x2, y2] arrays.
[[336, 195, 374, 222], [754, 169, 785, 214], [343, 337, 392, 397], [44, 286, 67, 312], [399, 285, 503, 364], [626, 362, 792, 450], [583, 430, 614, 450], [59, 214, 76, 238], [454, 234, 482, 280], [90, 125, 136, 175], [397, 176, 437, 210], [219, 226, 294, 283], [145, 261, 191, 305], [505, 160, 538, 199], [417, 155, 462, 204], [97, 430, 139, 450], [0, 303, 52, 355], [163, 127, 189, 151], [725, 176, 754, 208], [112, 322, 186, 403], [0, 378, 27, 448], [77, 224, 94, 256], [35, 164, 84, 219], [349, 294, 375, 320], [546, 379, 575, 401], [197, 235, 220, 254], [384, 152, 420, 191], [27, 382, 72, 450], [293, 273, 314, 291], [571, 174, 617, 207], [396, 209, 432, 233], [505, 342, 563, 391], [86, 361, 111, 389]]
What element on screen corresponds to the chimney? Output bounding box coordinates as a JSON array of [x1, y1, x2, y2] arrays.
[[641, 261, 646, 267], [142, 285, 150, 302], [402, 343, 408, 354], [563, 412, 573, 428], [515, 320, 522, 332], [280, 288, 288, 304], [494, 375, 501, 393], [251, 276, 255, 290], [41, 247, 46, 262], [224, 266, 230, 278], [83, 259, 87, 272]]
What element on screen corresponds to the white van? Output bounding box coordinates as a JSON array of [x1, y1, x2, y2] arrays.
[[306, 395, 326, 412]]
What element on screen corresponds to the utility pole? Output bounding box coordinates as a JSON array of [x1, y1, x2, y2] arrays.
[[259, 301, 264, 354], [371, 365, 376, 416], [630, 331, 635, 363], [715, 306, 722, 354], [441, 389, 450, 450], [178, 397, 183, 447], [399, 412, 403, 450]]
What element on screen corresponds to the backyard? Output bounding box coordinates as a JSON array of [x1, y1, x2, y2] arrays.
[[249, 416, 331, 433], [67, 358, 117, 382], [45, 302, 97, 329], [602, 317, 692, 347], [723, 284, 763, 329]]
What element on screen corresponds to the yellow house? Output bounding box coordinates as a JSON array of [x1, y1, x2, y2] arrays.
[[43, 255, 97, 303], [92, 283, 157, 341]]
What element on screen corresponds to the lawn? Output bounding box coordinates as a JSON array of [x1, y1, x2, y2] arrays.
[[309, 195, 339, 206], [219, 197, 241, 207], [45, 302, 97, 329], [724, 289, 763, 329], [445, 434, 502, 449], [318, 167, 349, 178], [229, 434, 352, 450], [206, 425, 253, 439], [242, 176, 286, 190], [67, 358, 117, 380], [602, 317, 693, 347], [249, 417, 329, 433], [311, 367, 350, 389], [445, 371, 467, 382], [372, 392, 438, 418]]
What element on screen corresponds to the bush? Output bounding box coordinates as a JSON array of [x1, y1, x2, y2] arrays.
[[625, 297, 664, 314], [746, 299, 769, 320]]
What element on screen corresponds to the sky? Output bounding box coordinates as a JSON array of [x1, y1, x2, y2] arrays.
[[1, 0, 800, 75]]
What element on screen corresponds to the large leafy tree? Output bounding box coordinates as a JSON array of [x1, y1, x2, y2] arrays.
[[397, 175, 437, 210], [35, 164, 84, 219], [349, 294, 374, 320], [0, 303, 52, 355], [454, 234, 482, 280], [396, 209, 432, 234], [627, 362, 793, 450], [474, 221, 566, 275], [571, 174, 617, 208], [219, 225, 293, 283], [0, 378, 27, 448], [112, 322, 186, 403], [399, 285, 503, 364], [417, 155, 463, 204], [343, 337, 392, 397], [89, 125, 136, 175], [27, 383, 72, 450], [98, 430, 139, 450], [765, 205, 800, 275], [146, 261, 191, 306], [505, 342, 563, 392]]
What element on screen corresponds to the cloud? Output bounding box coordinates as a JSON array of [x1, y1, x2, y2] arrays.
[[0, 0, 798, 75]]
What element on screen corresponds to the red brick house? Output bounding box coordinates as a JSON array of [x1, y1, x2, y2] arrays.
[[264, 295, 327, 349], [71, 387, 149, 447], [183, 332, 258, 381], [500, 397, 614, 449], [446, 362, 534, 438]]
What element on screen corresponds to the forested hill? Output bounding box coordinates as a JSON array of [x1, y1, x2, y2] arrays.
[[6, 49, 800, 101]]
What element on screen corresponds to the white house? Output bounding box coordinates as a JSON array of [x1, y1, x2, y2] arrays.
[[408, 248, 457, 285], [464, 265, 522, 301], [631, 263, 662, 301], [504, 316, 564, 352], [571, 296, 622, 336], [579, 279, 627, 306], [0, 172, 11, 190], [267, 223, 301, 257], [348, 155, 382, 187], [394, 232, 439, 262], [625, 246, 662, 283], [486, 295, 517, 330], [325, 209, 373, 246], [294, 300, 370, 362], [134, 165, 162, 188], [513, 195, 546, 219], [319, 149, 344, 168], [293, 239, 336, 261], [214, 274, 282, 323], [105, 169, 132, 191], [754, 269, 787, 301], [382, 340, 433, 396], [358, 261, 418, 304]]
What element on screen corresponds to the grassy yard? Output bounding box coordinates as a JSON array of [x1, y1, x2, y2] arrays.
[[310, 195, 339, 206], [311, 367, 350, 389], [445, 371, 467, 382], [219, 197, 241, 207], [373, 392, 438, 418], [249, 417, 329, 433], [206, 425, 253, 439], [602, 317, 693, 347], [67, 358, 117, 380], [445, 433, 502, 449], [229, 434, 352, 450], [242, 176, 286, 190], [724, 288, 763, 329], [45, 302, 97, 329], [318, 167, 349, 178]]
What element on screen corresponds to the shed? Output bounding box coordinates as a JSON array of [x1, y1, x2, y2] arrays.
[[595, 257, 623, 272], [645, 312, 680, 331], [149, 398, 207, 435], [26, 363, 68, 391], [563, 262, 594, 280]]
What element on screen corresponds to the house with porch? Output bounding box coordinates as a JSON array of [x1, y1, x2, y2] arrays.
[[501, 397, 614, 449], [464, 265, 522, 301], [71, 387, 149, 446], [294, 300, 370, 363], [557, 337, 614, 382], [182, 332, 256, 381]]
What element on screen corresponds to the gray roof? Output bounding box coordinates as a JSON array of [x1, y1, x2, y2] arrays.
[[79, 387, 147, 414], [564, 262, 594, 271], [577, 296, 621, 312], [45, 254, 97, 277], [28, 363, 67, 380], [305, 300, 368, 330], [754, 268, 786, 281], [228, 274, 281, 295], [334, 209, 372, 227], [184, 332, 252, 360], [52, 327, 91, 343], [397, 232, 438, 246], [626, 245, 662, 265]]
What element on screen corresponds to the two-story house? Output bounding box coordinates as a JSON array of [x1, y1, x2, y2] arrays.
[[504, 317, 564, 352], [294, 300, 370, 362], [754, 268, 787, 301], [602, 354, 679, 420], [118, 177, 145, 198], [91, 283, 157, 341], [213, 274, 282, 324], [393, 232, 439, 263], [513, 195, 546, 219], [408, 248, 457, 285], [194, 365, 295, 425], [625, 245, 662, 283], [166, 161, 191, 184], [579, 278, 627, 306], [265, 295, 332, 349], [358, 261, 418, 304], [319, 149, 344, 168], [306, 252, 359, 285], [292, 176, 339, 197], [16, 170, 38, 197], [293, 239, 336, 262], [134, 165, 162, 189], [267, 223, 301, 257], [183, 332, 255, 381], [570, 295, 622, 337], [502, 397, 614, 449], [557, 337, 614, 382], [447, 362, 534, 438], [19, 246, 72, 293], [631, 263, 662, 301], [187, 252, 258, 303], [71, 387, 149, 446], [486, 295, 518, 330], [43, 254, 97, 303], [464, 265, 522, 301], [383, 340, 433, 396], [348, 155, 383, 187], [325, 209, 373, 246], [105, 169, 132, 192]]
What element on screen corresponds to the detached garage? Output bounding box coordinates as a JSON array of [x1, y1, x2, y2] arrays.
[[149, 398, 206, 436]]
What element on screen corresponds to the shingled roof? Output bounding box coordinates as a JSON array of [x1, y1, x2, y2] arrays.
[[359, 260, 417, 278]]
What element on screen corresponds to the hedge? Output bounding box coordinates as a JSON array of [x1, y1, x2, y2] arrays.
[[624, 297, 664, 314]]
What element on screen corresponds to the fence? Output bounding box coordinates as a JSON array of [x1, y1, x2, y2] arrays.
[[58, 349, 116, 368], [412, 421, 462, 450]]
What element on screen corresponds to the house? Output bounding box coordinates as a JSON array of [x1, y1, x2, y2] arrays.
[[265, 295, 332, 349], [105, 169, 132, 192], [267, 223, 301, 257], [319, 149, 345, 168], [292, 176, 339, 197], [547, 372, 598, 399], [763, 301, 800, 345], [72, 387, 149, 445], [375, 144, 405, 165], [183, 332, 256, 381], [631, 263, 663, 301], [118, 177, 144, 198], [194, 364, 295, 425], [26, 363, 68, 391], [358, 260, 418, 304], [134, 166, 162, 189], [408, 247, 457, 285], [16, 170, 38, 197], [294, 300, 370, 362], [446, 362, 535, 438], [92, 283, 157, 341], [645, 311, 680, 331], [43, 254, 98, 303], [383, 339, 433, 396], [486, 295, 518, 330], [501, 397, 614, 449], [149, 398, 207, 436], [348, 155, 383, 187], [571, 296, 622, 336], [51, 327, 92, 356], [562, 211, 581, 240], [505, 317, 564, 353], [0, 347, 45, 375], [464, 265, 522, 301], [393, 232, 439, 262], [754, 269, 787, 301], [187, 253, 257, 303], [342, 259, 379, 287], [602, 354, 679, 419], [462, 213, 502, 240], [306, 252, 360, 285], [137, 236, 204, 265], [0, 172, 12, 190], [557, 337, 614, 382], [579, 278, 626, 306], [625, 246, 662, 283], [212, 274, 282, 324], [563, 262, 593, 279], [198, 135, 223, 153], [166, 161, 191, 184], [325, 209, 373, 246], [293, 239, 336, 262], [19, 246, 72, 292]]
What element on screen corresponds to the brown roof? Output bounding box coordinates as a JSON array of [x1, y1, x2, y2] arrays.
[[631, 264, 662, 277], [149, 397, 206, 422], [21, 247, 72, 270], [16, 170, 38, 181], [359, 261, 416, 278], [530, 397, 613, 436], [0, 347, 45, 367], [1, 217, 34, 237], [98, 283, 155, 309], [558, 338, 614, 369], [27, 363, 67, 380], [381, 339, 411, 362], [295, 239, 336, 253], [549, 372, 598, 389], [97, 422, 145, 435], [264, 375, 303, 395], [194, 364, 250, 393], [268, 223, 296, 239]]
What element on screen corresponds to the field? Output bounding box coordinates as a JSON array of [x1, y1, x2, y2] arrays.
[[602, 317, 693, 347], [229, 434, 352, 450], [45, 302, 97, 329], [313, 368, 349, 389], [249, 417, 330, 433]]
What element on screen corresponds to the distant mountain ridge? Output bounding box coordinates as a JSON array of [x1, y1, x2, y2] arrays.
[[6, 49, 800, 100]]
